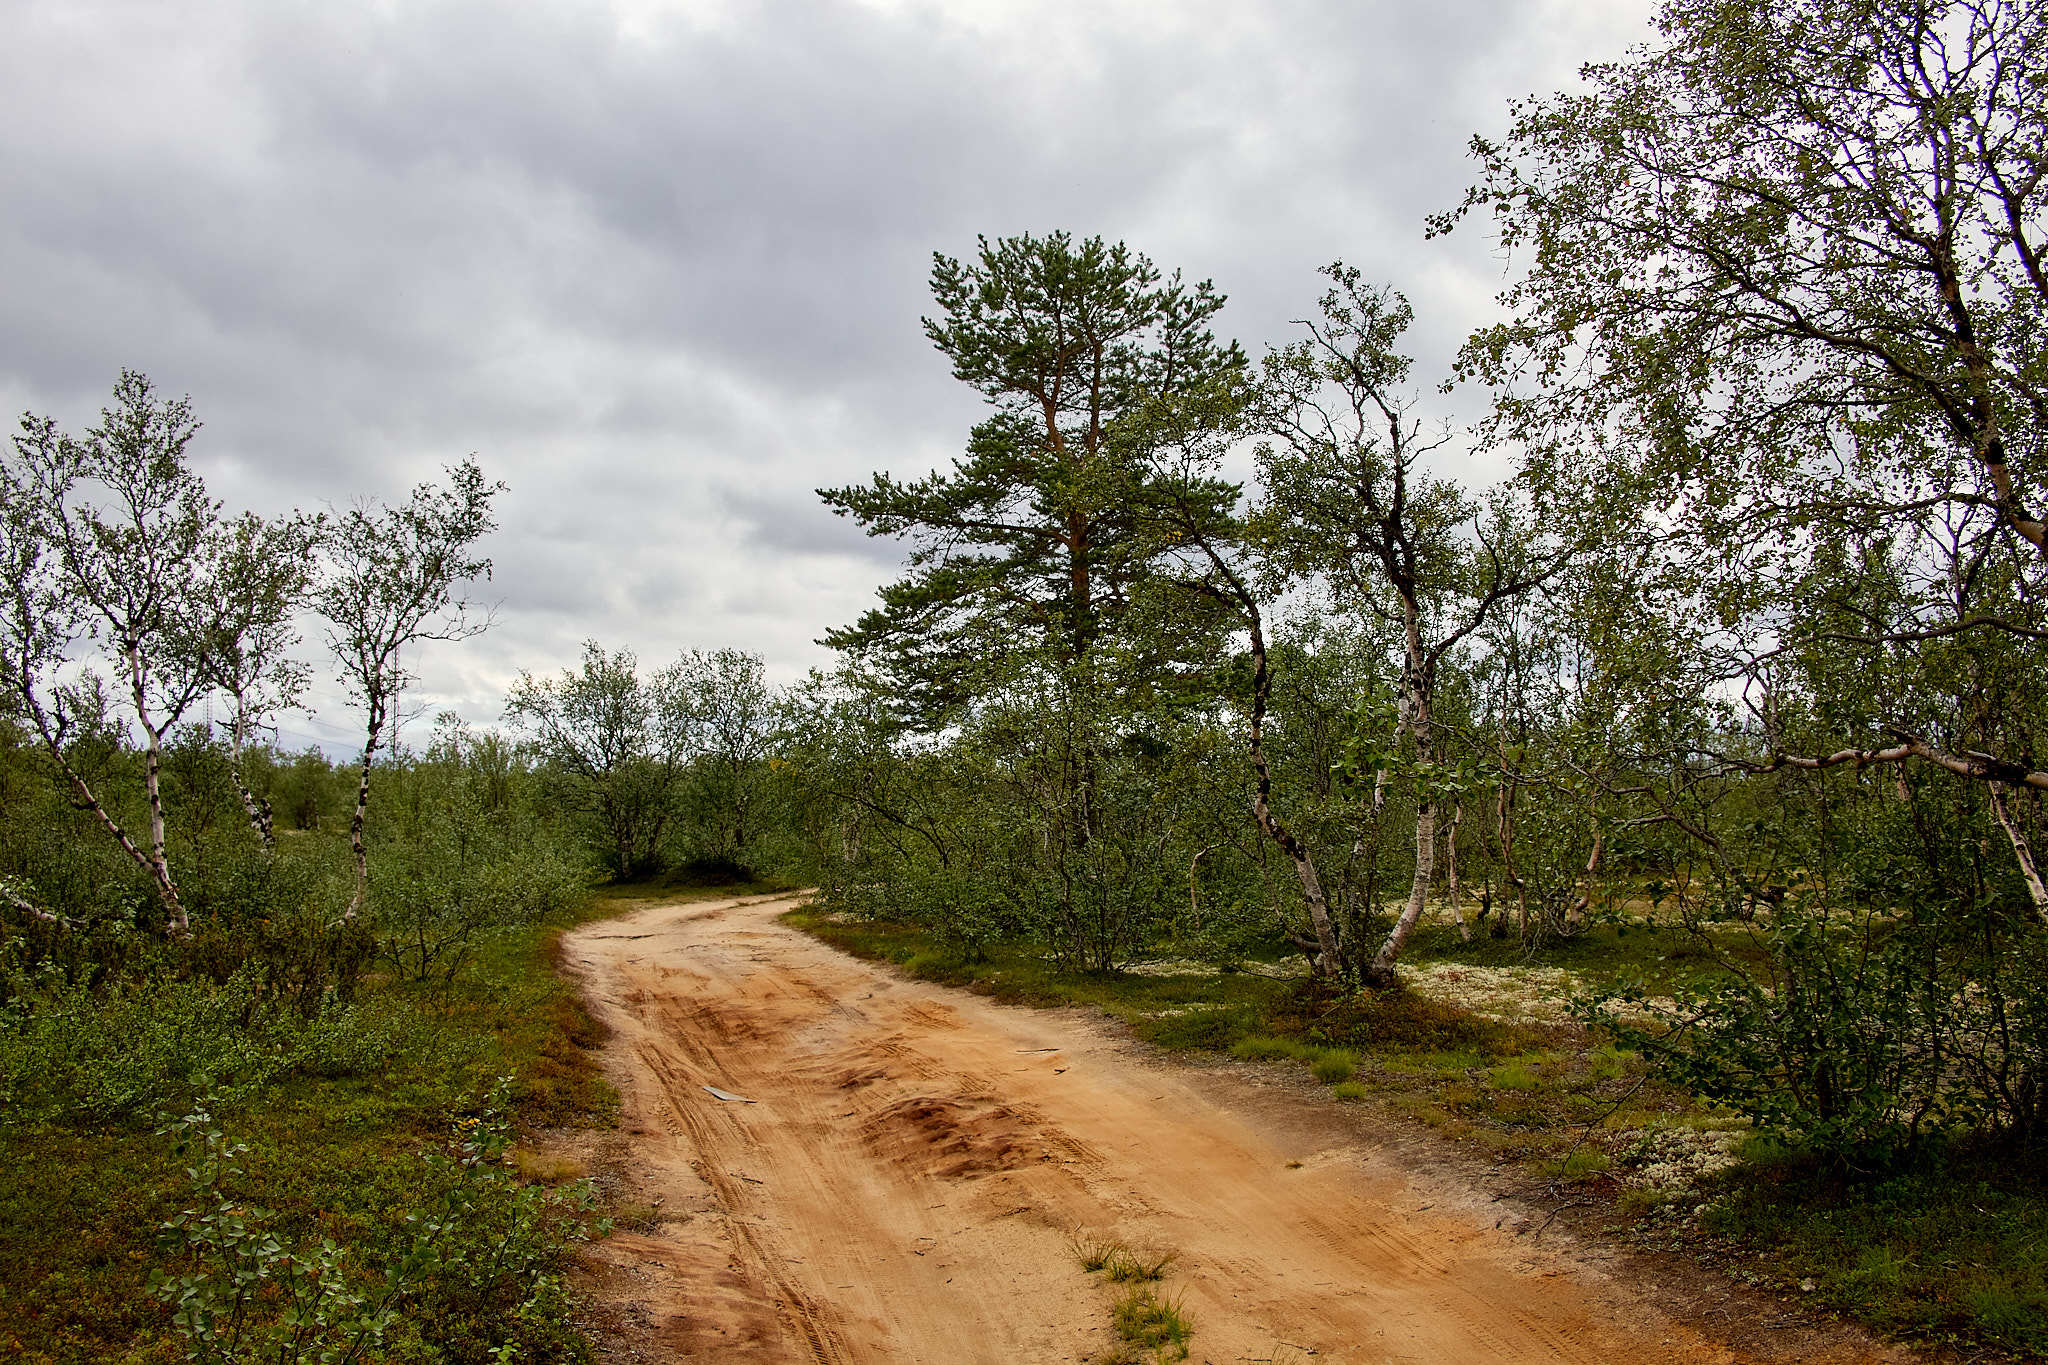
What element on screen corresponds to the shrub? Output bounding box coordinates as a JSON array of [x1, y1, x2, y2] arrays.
[[149, 1082, 606, 1365], [1586, 898, 2048, 1162], [0, 970, 471, 1124]]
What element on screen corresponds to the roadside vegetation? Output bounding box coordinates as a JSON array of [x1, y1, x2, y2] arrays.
[[0, 711, 790, 1364], [0, 381, 796, 1359], [795, 904, 2048, 1359]]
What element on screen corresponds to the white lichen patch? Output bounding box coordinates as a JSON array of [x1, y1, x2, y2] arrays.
[[1121, 958, 1225, 978], [1402, 963, 1587, 1025], [1622, 1124, 1744, 1196]]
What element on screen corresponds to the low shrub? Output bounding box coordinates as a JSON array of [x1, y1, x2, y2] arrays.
[[0, 970, 471, 1124], [149, 1081, 607, 1365]]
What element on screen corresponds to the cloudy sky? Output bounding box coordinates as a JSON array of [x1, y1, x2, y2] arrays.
[[2, 0, 1650, 753]]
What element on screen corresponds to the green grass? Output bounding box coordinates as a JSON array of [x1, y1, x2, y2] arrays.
[[1697, 1152, 2048, 1358], [790, 905, 2048, 1361], [1072, 1232, 1176, 1284], [788, 909, 1292, 1041], [1107, 1285, 1193, 1363], [1488, 1060, 1539, 1090], [0, 880, 763, 1364], [1229, 1034, 1315, 1062], [1227, 1036, 1357, 1083]]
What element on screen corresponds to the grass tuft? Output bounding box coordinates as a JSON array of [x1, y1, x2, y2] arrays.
[[1073, 1232, 1175, 1283], [511, 1147, 588, 1185], [1229, 1035, 1311, 1062], [1108, 1285, 1193, 1362], [1070, 1230, 1121, 1273]]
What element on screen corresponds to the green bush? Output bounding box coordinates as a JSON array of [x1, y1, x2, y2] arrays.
[[150, 1082, 606, 1365], [1587, 899, 2048, 1161], [0, 970, 471, 1124]]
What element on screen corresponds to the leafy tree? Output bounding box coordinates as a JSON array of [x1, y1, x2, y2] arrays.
[[1255, 267, 1558, 984], [193, 510, 323, 852], [677, 647, 778, 858], [6, 374, 219, 932], [317, 459, 501, 916], [504, 642, 689, 877], [1443, 0, 2048, 808]]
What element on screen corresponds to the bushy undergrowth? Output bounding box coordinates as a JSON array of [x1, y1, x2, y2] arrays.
[[0, 969, 476, 1125], [1586, 897, 2048, 1164], [150, 1081, 605, 1365], [0, 871, 625, 1364]]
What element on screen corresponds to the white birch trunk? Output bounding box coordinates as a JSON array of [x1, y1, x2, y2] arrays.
[[1446, 799, 1471, 942], [1990, 781, 2048, 917]]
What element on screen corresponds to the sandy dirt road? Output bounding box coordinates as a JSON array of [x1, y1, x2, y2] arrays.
[[561, 893, 1902, 1365]]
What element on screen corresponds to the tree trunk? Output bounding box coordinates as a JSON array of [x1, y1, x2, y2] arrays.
[[17, 683, 172, 924], [346, 689, 386, 919], [227, 713, 276, 853], [1189, 843, 1221, 930], [1990, 781, 2048, 918], [1365, 609, 1434, 986], [1367, 799, 1434, 986], [125, 644, 188, 935], [1446, 798, 1471, 942], [1564, 831, 1606, 929], [1244, 617, 1342, 975], [1497, 771, 1532, 942], [1, 876, 67, 926]]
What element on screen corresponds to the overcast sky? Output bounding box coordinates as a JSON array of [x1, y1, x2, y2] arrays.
[[2, 0, 1651, 753]]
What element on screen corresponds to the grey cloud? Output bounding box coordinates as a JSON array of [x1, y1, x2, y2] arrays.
[[0, 0, 1653, 747]]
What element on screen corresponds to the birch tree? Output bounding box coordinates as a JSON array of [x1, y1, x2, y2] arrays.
[[317, 459, 501, 916], [193, 510, 323, 852], [6, 372, 218, 933], [2, 428, 154, 928], [1256, 267, 1559, 986], [677, 647, 778, 857], [1444, 0, 2048, 849], [505, 642, 690, 877]]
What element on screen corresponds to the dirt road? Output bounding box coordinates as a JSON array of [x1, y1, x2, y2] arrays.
[[561, 893, 1901, 1364]]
